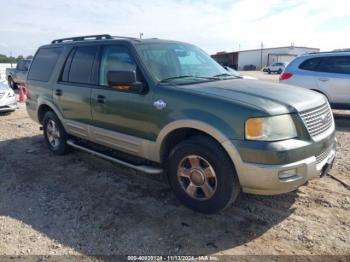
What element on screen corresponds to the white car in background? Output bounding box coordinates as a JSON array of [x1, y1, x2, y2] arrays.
[[0, 81, 17, 113], [224, 66, 257, 80], [266, 62, 287, 74], [279, 52, 350, 109]]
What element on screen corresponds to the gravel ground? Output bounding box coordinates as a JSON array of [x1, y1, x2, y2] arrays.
[[0, 79, 350, 258]]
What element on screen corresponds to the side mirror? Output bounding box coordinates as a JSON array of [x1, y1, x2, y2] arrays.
[[107, 70, 146, 94]]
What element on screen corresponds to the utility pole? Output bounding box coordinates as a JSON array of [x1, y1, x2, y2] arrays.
[[260, 42, 264, 70], [139, 33, 144, 39]]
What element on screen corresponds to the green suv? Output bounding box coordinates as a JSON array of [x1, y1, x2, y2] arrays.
[[26, 35, 336, 213]]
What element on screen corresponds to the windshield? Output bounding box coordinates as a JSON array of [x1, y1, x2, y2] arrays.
[[136, 42, 231, 83]]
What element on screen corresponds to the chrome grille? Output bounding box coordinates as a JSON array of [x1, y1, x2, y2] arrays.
[[316, 146, 332, 164], [299, 103, 333, 138]]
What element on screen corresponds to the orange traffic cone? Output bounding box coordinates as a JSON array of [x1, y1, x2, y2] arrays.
[[18, 85, 25, 102]]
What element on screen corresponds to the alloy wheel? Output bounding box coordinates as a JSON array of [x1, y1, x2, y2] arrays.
[[46, 119, 61, 148], [177, 155, 217, 201]]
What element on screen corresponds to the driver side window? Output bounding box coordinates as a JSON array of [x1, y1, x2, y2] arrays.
[[99, 46, 136, 86]]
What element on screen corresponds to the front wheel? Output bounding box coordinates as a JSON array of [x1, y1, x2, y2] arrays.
[[166, 136, 240, 213], [267, 69, 271, 74], [43, 111, 70, 155], [277, 69, 282, 74]]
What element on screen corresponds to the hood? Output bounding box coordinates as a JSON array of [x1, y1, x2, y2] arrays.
[[182, 79, 326, 115], [0, 81, 11, 93], [241, 75, 257, 80]]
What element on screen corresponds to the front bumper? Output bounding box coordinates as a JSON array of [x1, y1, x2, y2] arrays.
[[222, 138, 336, 195], [0, 96, 17, 112]]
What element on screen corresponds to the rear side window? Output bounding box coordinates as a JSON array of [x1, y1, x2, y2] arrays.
[[28, 47, 62, 82], [24, 60, 31, 71], [318, 56, 350, 74], [17, 61, 24, 70], [299, 57, 323, 71], [68, 45, 98, 84]]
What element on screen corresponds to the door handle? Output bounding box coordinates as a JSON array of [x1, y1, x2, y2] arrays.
[[97, 95, 106, 103], [319, 78, 329, 82], [55, 89, 62, 96]]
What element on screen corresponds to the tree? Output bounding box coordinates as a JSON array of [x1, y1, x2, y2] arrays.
[[16, 55, 24, 62]]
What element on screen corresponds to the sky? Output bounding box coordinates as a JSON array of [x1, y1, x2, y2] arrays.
[[0, 0, 349, 56]]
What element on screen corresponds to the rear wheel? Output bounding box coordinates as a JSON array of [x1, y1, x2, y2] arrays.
[[43, 111, 70, 155], [8, 77, 17, 89], [166, 136, 240, 213], [267, 69, 271, 74]]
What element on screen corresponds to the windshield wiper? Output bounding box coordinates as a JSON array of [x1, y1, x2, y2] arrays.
[[212, 73, 240, 78], [159, 75, 217, 83]]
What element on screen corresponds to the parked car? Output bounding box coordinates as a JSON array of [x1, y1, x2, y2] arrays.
[[266, 62, 287, 74], [0, 81, 17, 113], [26, 35, 336, 213], [280, 52, 350, 109], [224, 66, 257, 80], [5, 59, 31, 89], [243, 64, 257, 71]]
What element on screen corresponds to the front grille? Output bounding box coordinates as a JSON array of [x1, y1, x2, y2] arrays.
[[316, 146, 332, 164], [299, 103, 333, 138]]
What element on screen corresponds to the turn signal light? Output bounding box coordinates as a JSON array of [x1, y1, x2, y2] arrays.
[[279, 73, 293, 81], [245, 118, 263, 139]]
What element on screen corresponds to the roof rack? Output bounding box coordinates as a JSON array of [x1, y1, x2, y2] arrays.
[[307, 50, 350, 55], [51, 34, 112, 44], [111, 35, 142, 42]]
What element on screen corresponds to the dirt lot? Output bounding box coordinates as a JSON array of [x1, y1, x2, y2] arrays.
[[0, 75, 350, 258]]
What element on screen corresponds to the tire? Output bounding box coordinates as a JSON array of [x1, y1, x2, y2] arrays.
[[267, 69, 271, 74], [43, 111, 70, 155], [277, 69, 282, 74], [166, 136, 240, 213], [8, 77, 17, 89]]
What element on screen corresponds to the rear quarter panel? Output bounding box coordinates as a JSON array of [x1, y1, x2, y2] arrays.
[[281, 57, 319, 95]]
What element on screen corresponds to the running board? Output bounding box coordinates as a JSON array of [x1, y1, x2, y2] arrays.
[[67, 139, 163, 175]]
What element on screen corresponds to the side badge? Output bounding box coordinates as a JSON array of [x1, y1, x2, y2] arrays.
[[153, 99, 167, 110]]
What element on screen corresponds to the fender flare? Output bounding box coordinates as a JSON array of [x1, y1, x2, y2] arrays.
[[154, 119, 231, 162], [37, 99, 64, 124]]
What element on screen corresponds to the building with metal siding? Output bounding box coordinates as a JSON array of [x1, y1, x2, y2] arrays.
[[211, 45, 319, 70]]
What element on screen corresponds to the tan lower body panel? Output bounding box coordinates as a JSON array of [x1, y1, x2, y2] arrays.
[[63, 120, 158, 162]]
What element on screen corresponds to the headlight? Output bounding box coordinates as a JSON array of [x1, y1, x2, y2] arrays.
[[7, 89, 15, 97], [245, 114, 297, 141]]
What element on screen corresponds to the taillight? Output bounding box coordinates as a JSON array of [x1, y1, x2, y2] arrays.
[[279, 73, 293, 81]]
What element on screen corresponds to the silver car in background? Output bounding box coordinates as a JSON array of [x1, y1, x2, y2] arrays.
[[0, 81, 17, 113], [279, 51, 350, 109]]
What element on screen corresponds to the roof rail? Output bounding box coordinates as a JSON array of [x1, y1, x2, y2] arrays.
[[307, 50, 350, 55], [111, 35, 142, 42], [51, 34, 112, 44]]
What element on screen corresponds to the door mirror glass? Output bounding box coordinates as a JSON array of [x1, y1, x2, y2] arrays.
[[107, 70, 145, 93]]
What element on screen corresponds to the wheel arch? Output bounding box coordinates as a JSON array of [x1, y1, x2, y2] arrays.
[[310, 89, 330, 102], [156, 120, 231, 163], [37, 101, 64, 125]]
